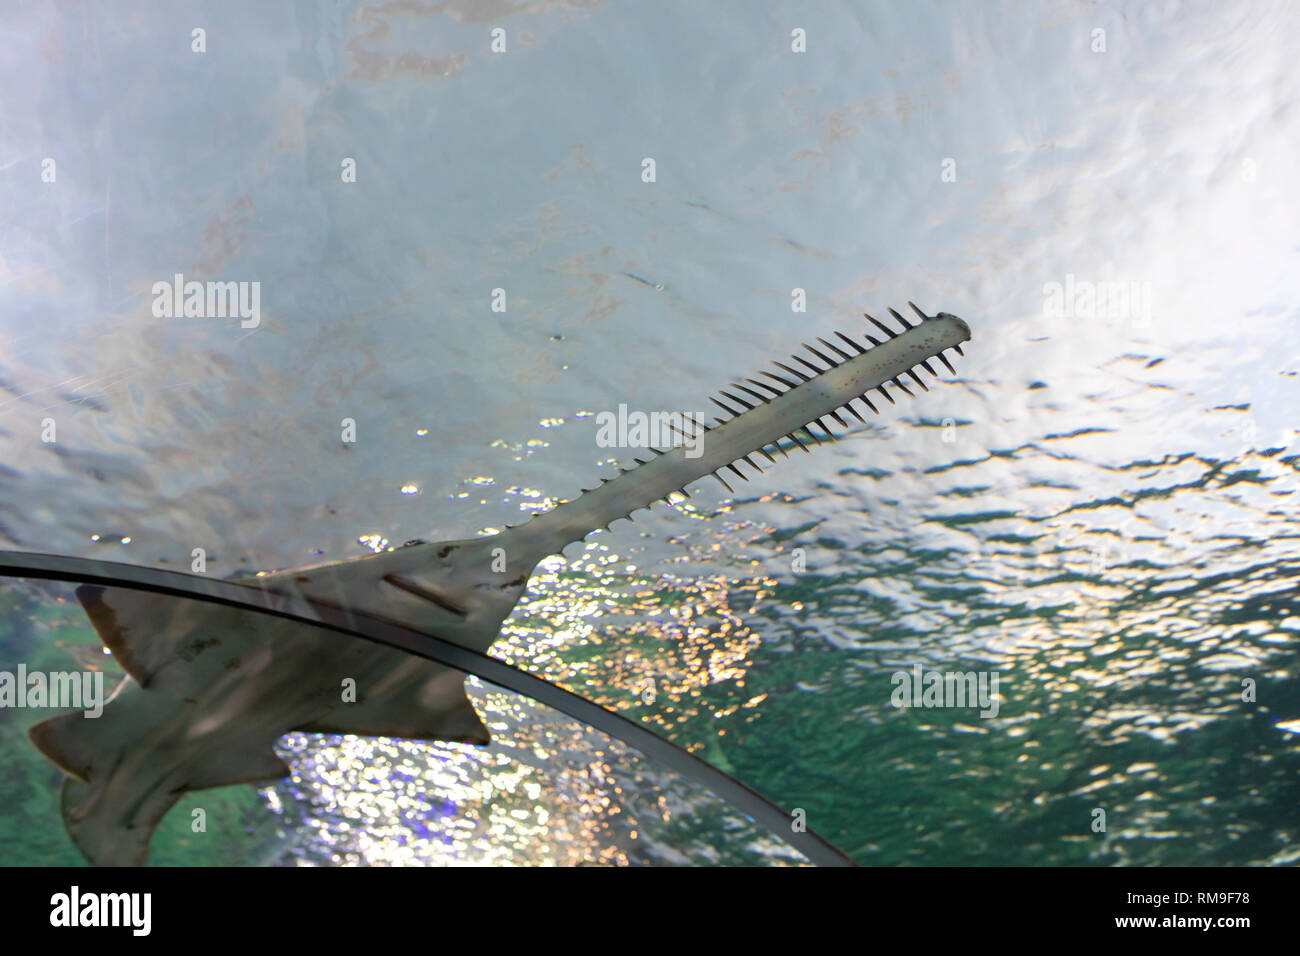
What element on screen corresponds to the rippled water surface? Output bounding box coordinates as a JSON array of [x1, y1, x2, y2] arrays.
[[1, 0, 1298, 864]]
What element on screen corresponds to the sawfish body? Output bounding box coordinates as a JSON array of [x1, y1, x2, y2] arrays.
[[29, 305, 971, 865]]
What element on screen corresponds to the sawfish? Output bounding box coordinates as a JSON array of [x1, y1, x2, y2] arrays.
[[27, 303, 971, 866]]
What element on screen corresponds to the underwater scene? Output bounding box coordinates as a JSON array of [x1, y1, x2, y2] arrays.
[[1, 0, 1297, 867]]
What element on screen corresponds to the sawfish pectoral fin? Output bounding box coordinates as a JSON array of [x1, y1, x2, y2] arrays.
[[295, 659, 491, 746], [179, 746, 293, 791], [75, 584, 253, 693]]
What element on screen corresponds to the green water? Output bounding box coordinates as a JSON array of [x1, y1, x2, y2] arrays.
[[484, 447, 1300, 865], [4, 444, 1298, 867]]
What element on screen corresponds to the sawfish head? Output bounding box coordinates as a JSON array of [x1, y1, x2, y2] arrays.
[[28, 303, 971, 865], [252, 303, 972, 644]]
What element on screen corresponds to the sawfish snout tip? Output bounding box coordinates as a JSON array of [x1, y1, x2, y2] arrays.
[[912, 302, 971, 344], [936, 311, 972, 342]]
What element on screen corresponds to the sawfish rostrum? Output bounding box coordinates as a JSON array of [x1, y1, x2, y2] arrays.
[[29, 304, 972, 865]]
